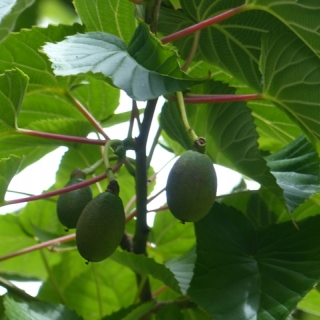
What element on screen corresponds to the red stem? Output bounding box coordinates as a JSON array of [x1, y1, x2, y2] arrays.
[[167, 93, 263, 104], [161, 5, 246, 44], [0, 234, 76, 262], [2, 173, 107, 206], [67, 94, 110, 140], [19, 128, 106, 146]]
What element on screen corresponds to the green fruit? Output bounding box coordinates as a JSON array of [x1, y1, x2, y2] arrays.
[[76, 191, 125, 262], [166, 150, 217, 222], [57, 170, 93, 230]]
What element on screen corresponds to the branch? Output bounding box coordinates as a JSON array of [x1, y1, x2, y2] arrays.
[[66, 93, 110, 140], [167, 93, 263, 104], [18, 128, 106, 146]]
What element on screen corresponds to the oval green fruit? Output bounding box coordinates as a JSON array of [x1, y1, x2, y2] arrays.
[[57, 171, 93, 230], [76, 191, 125, 262], [166, 150, 217, 222]]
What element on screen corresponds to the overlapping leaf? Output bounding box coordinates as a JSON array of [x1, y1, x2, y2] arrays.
[[188, 202, 320, 320], [42, 26, 205, 101], [0, 0, 34, 43], [4, 294, 82, 320], [150, 209, 195, 261], [266, 135, 320, 212], [111, 251, 181, 294], [74, 0, 136, 45], [0, 23, 85, 92], [0, 68, 28, 132], [260, 30, 320, 151], [246, 0, 320, 58], [0, 213, 60, 279], [0, 155, 22, 202]]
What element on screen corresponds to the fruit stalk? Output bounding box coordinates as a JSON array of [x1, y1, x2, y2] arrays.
[[176, 91, 198, 142]]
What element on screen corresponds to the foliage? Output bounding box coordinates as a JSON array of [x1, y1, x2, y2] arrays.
[[0, 0, 320, 319]]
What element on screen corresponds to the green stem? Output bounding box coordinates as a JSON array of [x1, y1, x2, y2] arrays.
[[161, 4, 246, 44], [82, 158, 105, 176], [103, 140, 122, 181], [176, 91, 198, 142], [40, 250, 66, 304], [91, 264, 103, 318]]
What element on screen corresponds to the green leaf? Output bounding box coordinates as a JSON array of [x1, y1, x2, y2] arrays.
[[150, 209, 195, 261], [111, 250, 182, 294], [159, 2, 280, 91], [297, 289, 320, 316], [0, 68, 28, 132], [0, 23, 85, 92], [188, 202, 320, 320], [0, 213, 60, 279], [165, 247, 196, 295], [42, 32, 204, 101], [128, 22, 183, 77], [246, 0, 320, 58], [261, 30, 320, 151], [0, 0, 35, 43], [122, 301, 157, 320], [71, 77, 120, 123], [266, 135, 320, 212], [73, 0, 136, 45], [4, 294, 82, 320], [156, 303, 183, 320], [0, 155, 22, 202]]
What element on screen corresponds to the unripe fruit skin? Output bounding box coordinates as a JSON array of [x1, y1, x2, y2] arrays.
[[76, 192, 125, 262], [166, 150, 217, 222], [57, 178, 93, 229]]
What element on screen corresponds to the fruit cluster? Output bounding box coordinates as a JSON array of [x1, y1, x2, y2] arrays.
[[57, 169, 125, 263]]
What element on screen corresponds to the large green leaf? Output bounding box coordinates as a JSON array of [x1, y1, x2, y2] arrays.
[[39, 251, 136, 319], [0, 155, 22, 202], [246, 0, 320, 58], [150, 209, 195, 261], [42, 31, 204, 101], [111, 250, 181, 294], [165, 247, 196, 295], [188, 202, 320, 320], [266, 135, 320, 212], [0, 213, 60, 279], [0, 0, 34, 43], [0, 68, 28, 132], [297, 289, 320, 316], [4, 294, 82, 320], [159, 1, 279, 91], [260, 30, 320, 151], [0, 23, 85, 92], [74, 0, 136, 45]]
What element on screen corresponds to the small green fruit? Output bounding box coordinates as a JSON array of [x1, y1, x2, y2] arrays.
[[57, 169, 93, 230], [76, 191, 125, 262], [166, 150, 217, 222]]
